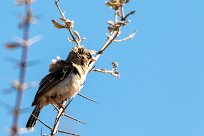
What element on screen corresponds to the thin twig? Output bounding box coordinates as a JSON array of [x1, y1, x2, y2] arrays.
[[89, 10, 135, 64], [113, 31, 137, 42], [30, 113, 79, 136], [63, 113, 86, 124], [92, 68, 120, 78], [77, 93, 98, 103], [31, 113, 52, 130], [122, 10, 136, 21], [54, 0, 80, 46], [58, 130, 80, 136], [48, 97, 85, 124], [120, 0, 125, 19], [54, 0, 65, 18], [40, 127, 42, 136]]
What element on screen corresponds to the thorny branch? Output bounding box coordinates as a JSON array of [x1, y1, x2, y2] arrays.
[[9, 1, 33, 136], [30, 113, 80, 136], [3, 1, 41, 135], [49, 0, 135, 135]]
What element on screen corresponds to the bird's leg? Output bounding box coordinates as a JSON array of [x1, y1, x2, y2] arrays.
[[58, 101, 66, 109], [46, 96, 66, 110], [58, 98, 69, 109]]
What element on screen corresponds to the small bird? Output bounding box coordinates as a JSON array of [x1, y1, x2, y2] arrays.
[[26, 45, 95, 129]]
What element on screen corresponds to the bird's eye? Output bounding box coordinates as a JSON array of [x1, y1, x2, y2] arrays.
[[87, 53, 92, 59]]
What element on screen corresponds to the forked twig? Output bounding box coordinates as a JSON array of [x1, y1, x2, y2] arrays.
[[53, 0, 80, 46], [48, 96, 86, 124], [29, 113, 80, 136], [50, 99, 73, 135]]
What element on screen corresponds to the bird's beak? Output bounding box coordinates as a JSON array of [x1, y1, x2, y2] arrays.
[[90, 56, 96, 62]]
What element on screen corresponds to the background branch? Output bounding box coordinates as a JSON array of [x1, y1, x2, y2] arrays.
[[10, 1, 33, 135]]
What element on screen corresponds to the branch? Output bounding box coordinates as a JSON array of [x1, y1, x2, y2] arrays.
[[9, 1, 35, 135], [53, 0, 80, 46], [63, 113, 86, 124], [50, 0, 135, 135], [50, 99, 73, 135], [31, 113, 52, 130], [48, 98, 87, 124], [89, 5, 135, 69], [122, 10, 136, 21], [27, 110, 80, 136], [58, 130, 80, 136], [113, 31, 137, 42], [92, 62, 120, 78], [92, 68, 120, 78], [77, 93, 98, 103]]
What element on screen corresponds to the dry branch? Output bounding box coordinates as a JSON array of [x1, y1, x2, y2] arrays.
[[53, 0, 81, 46], [48, 0, 135, 135], [77, 93, 98, 103]]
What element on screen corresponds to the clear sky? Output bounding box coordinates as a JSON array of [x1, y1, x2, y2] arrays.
[[0, 0, 204, 136]]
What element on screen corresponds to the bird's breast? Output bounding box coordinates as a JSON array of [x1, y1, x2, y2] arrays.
[[43, 72, 86, 105]]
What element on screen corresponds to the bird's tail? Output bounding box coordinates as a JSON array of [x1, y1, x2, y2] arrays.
[[26, 103, 41, 128]]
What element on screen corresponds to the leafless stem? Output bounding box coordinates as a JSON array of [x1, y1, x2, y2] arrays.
[[58, 130, 80, 136], [10, 2, 32, 136], [54, 0, 65, 18], [113, 31, 137, 42], [114, 10, 119, 23], [31, 113, 52, 130], [123, 10, 136, 21], [92, 68, 120, 78], [89, 9, 135, 68], [53, 0, 80, 46], [28, 112, 79, 136], [77, 93, 98, 103], [120, 0, 125, 19], [63, 113, 86, 124]]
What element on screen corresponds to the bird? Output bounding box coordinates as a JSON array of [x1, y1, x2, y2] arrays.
[[26, 45, 96, 129]]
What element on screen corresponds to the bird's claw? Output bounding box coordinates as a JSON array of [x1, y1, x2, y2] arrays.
[[59, 103, 66, 109]]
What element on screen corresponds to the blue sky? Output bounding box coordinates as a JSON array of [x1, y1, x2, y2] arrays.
[[0, 0, 204, 136]]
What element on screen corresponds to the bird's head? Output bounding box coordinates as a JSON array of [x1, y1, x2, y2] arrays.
[[66, 45, 96, 67]]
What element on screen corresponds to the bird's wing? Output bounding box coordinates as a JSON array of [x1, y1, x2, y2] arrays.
[[32, 60, 80, 106]]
